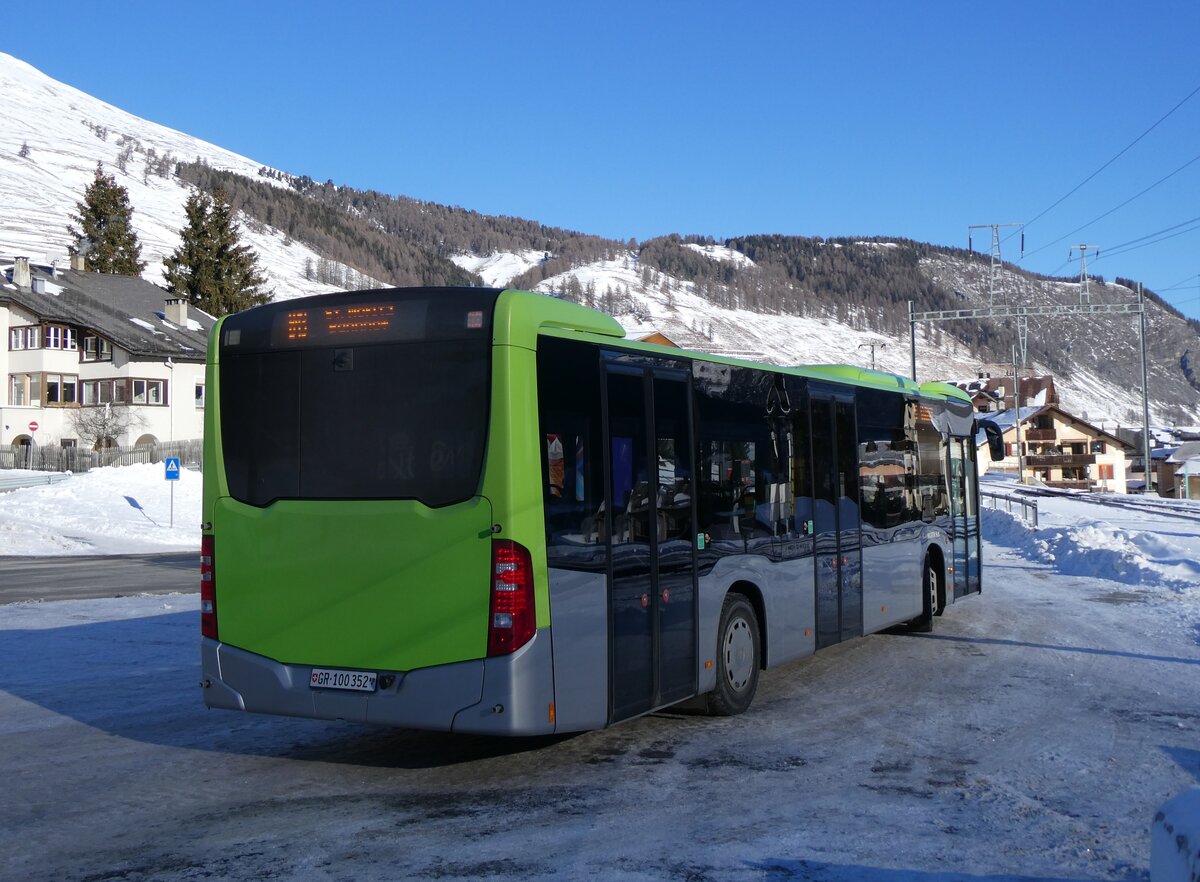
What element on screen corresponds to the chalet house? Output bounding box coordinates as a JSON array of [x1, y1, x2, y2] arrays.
[[1157, 441, 1200, 499], [977, 403, 1134, 493], [951, 375, 1058, 413], [1, 256, 214, 454]]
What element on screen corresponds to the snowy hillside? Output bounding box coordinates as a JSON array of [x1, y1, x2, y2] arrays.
[[450, 247, 1173, 425], [0, 52, 351, 300]]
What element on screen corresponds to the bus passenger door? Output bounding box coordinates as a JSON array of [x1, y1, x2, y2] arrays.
[[604, 363, 697, 723], [947, 437, 980, 598], [810, 392, 863, 649]]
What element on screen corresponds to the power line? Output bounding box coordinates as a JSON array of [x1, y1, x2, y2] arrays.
[[1093, 215, 1200, 261], [1009, 82, 1200, 242], [1023, 149, 1200, 259]]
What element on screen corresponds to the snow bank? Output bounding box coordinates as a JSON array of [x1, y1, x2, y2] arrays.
[[982, 505, 1200, 593], [1152, 788, 1200, 882], [0, 463, 201, 555]]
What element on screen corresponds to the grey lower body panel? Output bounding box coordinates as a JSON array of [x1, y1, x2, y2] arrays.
[[861, 542, 923, 631], [546, 569, 609, 732], [200, 630, 557, 736]]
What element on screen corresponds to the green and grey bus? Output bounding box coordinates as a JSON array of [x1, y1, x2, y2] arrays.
[[200, 287, 1000, 735]]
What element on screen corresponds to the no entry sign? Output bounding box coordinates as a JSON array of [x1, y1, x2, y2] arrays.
[[28, 420, 38, 432]]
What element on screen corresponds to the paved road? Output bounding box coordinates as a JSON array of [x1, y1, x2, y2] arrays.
[[0, 552, 195, 603]]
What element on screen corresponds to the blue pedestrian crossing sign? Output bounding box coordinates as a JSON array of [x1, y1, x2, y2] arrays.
[[164, 457, 181, 481]]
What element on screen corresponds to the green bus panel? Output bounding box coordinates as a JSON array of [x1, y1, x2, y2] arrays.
[[214, 494, 493, 672]]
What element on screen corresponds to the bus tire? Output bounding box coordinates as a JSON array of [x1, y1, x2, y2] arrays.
[[909, 555, 938, 633], [707, 593, 761, 716]]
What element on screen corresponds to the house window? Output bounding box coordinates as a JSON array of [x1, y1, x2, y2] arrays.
[[43, 325, 77, 351], [82, 335, 113, 362], [61, 439, 77, 449], [9, 373, 41, 406], [8, 326, 40, 350], [44, 373, 79, 405], [131, 378, 166, 405], [82, 380, 124, 406], [194, 383, 205, 408]]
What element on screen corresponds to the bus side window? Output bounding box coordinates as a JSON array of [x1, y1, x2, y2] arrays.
[[536, 337, 607, 567]]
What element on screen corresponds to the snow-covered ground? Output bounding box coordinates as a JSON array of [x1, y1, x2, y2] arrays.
[[0, 464, 201, 555], [450, 249, 546, 287], [0, 478, 1198, 880], [0, 467, 1198, 877]]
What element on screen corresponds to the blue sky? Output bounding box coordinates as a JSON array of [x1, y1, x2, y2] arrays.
[[6, 1, 1200, 318]]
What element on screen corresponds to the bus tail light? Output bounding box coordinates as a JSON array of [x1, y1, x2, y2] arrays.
[[200, 535, 218, 640], [487, 539, 535, 656]]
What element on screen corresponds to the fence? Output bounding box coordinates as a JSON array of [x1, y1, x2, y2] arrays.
[[0, 439, 203, 473], [980, 489, 1039, 526]]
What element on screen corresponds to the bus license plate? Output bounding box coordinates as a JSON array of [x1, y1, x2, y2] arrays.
[[309, 668, 377, 692]]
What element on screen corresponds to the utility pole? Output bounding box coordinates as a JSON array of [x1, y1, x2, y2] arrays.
[[1012, 344, 1024, 485], [858, 341, 886, 371], [1138, 283, 1153, 494], [908, 301, 918, 382], [968, 223, 1025, 305], [1070, 244, 1101, 304]]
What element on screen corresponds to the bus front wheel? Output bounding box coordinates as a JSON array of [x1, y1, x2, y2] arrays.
[[707, 594, 761, 716]]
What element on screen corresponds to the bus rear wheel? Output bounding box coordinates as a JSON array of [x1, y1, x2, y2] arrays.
[[707, 594, 760, 716]]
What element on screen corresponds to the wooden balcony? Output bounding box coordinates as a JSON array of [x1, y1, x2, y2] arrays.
[[1025, 453, 1096, 467], [1024, 429, 1056, 441]]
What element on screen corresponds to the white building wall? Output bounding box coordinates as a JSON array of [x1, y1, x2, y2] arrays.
[[1, 301, 207, 449]]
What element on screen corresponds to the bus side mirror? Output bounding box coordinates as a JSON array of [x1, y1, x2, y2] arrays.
[[979, 420, 1005, 462]]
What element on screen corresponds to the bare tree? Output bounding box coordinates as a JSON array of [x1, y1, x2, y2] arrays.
[[69, 403, 144, 451]]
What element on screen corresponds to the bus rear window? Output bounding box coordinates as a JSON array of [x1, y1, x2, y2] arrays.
[[218, 289, 497, 507]]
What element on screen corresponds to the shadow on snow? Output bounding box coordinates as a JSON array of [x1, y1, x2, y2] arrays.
[[0, 611, 572, 768]]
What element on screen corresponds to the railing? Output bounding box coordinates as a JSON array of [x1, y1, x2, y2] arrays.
[[0, 472, 72, 493], [980, 489, 1038, 526], [1025, 453, 1096, 467], [1024, 429, 1056, 441]]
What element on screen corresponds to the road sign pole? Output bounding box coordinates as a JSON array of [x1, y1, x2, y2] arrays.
[[164, 457, 181, 529]]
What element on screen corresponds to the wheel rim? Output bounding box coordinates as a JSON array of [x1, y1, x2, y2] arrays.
[[723, 615, 754, 692], [928, 563, 938, 612]]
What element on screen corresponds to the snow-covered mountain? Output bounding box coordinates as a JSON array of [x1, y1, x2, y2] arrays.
[[444, 246, 1194, 426], [0, 52, 351, 300], [1, 51, 1195, 426]]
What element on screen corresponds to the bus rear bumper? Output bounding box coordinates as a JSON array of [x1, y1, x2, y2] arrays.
[[200, 631, 557, 736]]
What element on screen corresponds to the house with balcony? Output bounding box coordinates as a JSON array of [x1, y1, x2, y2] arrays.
[[950, 375, 1058, 414], [977, 403, 1135, 493], [1, 256, 214, 460]]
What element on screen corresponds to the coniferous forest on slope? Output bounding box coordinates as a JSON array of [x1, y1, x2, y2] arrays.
[[173, 161, 1200, 421]]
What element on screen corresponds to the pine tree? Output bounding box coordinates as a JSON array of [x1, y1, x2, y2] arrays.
[[67, 164, 145, 276], [163, 188, 271, 316]]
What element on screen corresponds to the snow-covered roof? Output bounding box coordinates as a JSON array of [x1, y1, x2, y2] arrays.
[[0, 267, 214, 360]]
